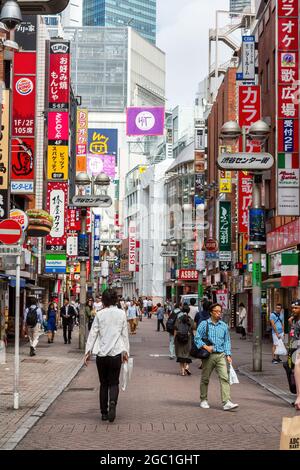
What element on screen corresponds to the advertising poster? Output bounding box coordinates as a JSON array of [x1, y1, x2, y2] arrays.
[[126, 107, 165, 136], [219, 201, 231, 252], [48, 112, 69, 143], [47, 145, 68, 180], [88, 129, 118, 155], [11, 138, 34, 180], [87, 154, 116, 178], [0, 90, 10, 190], [76, 109, 88, 172], [249, 208, 266, 246]]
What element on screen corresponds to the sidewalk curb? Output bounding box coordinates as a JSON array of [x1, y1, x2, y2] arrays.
[[0, 359, 83, 450], [238, 365, 295, 406]]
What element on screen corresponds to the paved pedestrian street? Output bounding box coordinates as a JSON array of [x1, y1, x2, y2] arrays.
[[15, 320, 297, 451]]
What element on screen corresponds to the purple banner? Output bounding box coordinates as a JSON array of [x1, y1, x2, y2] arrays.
[[87, 154, 116, 178], [126, 107, 165, 136]]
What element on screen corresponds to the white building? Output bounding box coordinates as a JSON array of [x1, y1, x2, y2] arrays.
[[61, 0, 83, 28]]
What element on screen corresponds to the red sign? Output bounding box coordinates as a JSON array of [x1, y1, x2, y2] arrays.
[[0, 219, 22, 245], [46, 182, 68, 246], [48, 112, 69, 142], [11, 138, 34, 180], [238, 85, 261, 128], [278, 84, 299, 118], [178, 270, 199, 281], [278, 17, 299, 51], [48, 41, 70, 110], [238, 172, 253, 234], [205, 238, 218, 252], [267, 218, 300, 253], [67, 207, 81, 231], [278, 0, 298, 17]]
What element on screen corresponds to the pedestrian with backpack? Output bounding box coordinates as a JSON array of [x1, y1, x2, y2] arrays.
[[23, 298, 43, 356], [174, 304, 194, 376], [166, 304, 181, 359]]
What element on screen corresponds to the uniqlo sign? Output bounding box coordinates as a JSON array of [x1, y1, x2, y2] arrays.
[[239, 172, 253, 234], [48, 41, 70, 110]]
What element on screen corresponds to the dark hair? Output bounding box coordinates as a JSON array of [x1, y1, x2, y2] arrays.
[[203, 300, 212, 312], [276, 303, 282, 308], [182, 304, 190, 314], [239, 303, 245, 308], [102, 289, 118, 307], [209, 303, 222, 313], [64, 297, 69, 302], [190, 298, 196, 306], [157, 303, 161, 307]]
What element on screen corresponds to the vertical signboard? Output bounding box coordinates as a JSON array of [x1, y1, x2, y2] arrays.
[[219, 201, 231, 261], [48, 41, 70, 110], [238, 171, 253, 234], [0, 90, 10, 190], [126, 107, 165, 136], [15, 16, 37, 51], [94, 213, 101, 264], [76, 109, 88, 173], [242, 36, 255, 81], [46, 182, 68, 248], [277, 0, 300, 216], [11, 52, 36, 193], [128, 220, 136, 272]]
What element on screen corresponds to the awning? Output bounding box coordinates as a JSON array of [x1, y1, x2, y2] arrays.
[[262, 278, 282, 289], [8, 277, 26, 288]]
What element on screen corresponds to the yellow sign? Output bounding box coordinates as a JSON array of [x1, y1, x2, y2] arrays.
[[66, 263, 80, 274], [47, 145, 68, 180], [0, 90, 10, 189], [219, 170, 232, 193], [239, 234, 252, 267]]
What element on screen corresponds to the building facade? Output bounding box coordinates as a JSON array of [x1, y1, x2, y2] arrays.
[[83, 0, 156, 44], [230, 0, 252, 12]]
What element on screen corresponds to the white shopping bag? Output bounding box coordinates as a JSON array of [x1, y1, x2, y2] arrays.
[[121, 357, 133, 392], [274, 338, 287, 356], [229, 364, 239, 385]]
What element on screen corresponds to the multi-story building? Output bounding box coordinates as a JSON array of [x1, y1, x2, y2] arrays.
[[230, 0, 252, 13], [83, 0, 157, 44], [61, 0, 83, 27]]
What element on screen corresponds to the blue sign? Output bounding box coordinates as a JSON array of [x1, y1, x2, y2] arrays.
[[94, 214, 101, 263], [249, 208, 266, 244], [88, 129, 118, 155], [283, 119, 295, 152], [243, 35, 255, 43], [206, 252, 219, 260], [11, 181, 34, 193], [78, 233, 89, 258]]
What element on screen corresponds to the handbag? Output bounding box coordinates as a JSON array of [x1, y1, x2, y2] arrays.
[[190, 321, 212, 359], [229, 364, 239, 385], [280, 416, 300, 450], [274, 338, 287, 356]]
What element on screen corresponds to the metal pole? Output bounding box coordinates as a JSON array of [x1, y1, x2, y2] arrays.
[[90, 211, 95, 295], [171, 279, 176, 306], [252, 174, 263, 372], [79, 209, 87, 350], [198, 271, 203, 311], [13, 245, 21, 409]]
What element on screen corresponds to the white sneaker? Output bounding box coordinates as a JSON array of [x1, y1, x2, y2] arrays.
[[200, 400, 210, 409], [223, 400, 239, 411]]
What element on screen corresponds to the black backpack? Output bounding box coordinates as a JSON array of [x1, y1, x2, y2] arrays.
[[166, 312, 177, 333], [26, 306, 38, 327], [176, 315, 190, 344]]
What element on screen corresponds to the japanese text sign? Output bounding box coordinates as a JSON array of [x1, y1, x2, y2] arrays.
[[48, 112, 69, 143], [47, 145, 68, 180], [46, 182, 68, 246], [48, 41, 70, 110], [0, 90, 10, 190], [126, 107, 165, 136], [238, 172, 253, 234], [219, 201, 231, 251]]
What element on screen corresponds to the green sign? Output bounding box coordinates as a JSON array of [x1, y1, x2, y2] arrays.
[[252, 262, 262, 287], [219, 201, 231, 252]]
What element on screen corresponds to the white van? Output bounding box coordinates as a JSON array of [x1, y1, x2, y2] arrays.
[[180, 294, 199, 306]]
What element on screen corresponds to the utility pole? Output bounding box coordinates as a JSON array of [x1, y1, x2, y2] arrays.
[[13, 243, 21, 409], [79, 208, 87, 350]]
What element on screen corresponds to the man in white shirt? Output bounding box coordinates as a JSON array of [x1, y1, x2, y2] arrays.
[[188, 298, 198, 322], [23, 299, 43, 356], [84, 289, 130, 423], [93, 295, 103, 313]]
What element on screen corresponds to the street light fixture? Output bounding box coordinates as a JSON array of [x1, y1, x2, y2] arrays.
[[161, 239, 178, 305], [220, 119, 271, 372]]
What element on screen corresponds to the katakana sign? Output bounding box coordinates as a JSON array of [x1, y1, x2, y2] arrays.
[[219, 201, 231, 252], [217, 152, 274, 170]]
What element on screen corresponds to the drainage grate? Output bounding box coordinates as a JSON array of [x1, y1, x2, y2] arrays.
[[22, 359, 48, 364], [66, 387, 95, 392]]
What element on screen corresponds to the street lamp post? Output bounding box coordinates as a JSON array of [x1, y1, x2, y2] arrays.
[[219, 120, 271, 372], [161, 240, 178, 306], [75, 172, 111, 350]]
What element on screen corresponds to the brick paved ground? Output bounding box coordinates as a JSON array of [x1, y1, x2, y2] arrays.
[[16, 318, 298, 451], [0, 327, 83, 449]]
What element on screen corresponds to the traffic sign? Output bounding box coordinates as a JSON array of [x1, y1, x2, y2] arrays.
[[72, 195, 112, 208], [217, 152, 274, 171], [205, 238, 218, 252], [0, 219, 22, 245]]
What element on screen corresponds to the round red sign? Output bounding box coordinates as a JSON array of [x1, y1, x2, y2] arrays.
[[205, 238, 218, 252], [0, 219, 22, 245]]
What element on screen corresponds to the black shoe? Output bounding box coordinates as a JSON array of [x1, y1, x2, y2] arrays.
[[108, 401, 116, 422], [68, 340, 71, 344], [30, 347, 34, 356], [48, 340, 51, 344], [64, 341, 67, 344], [101, 414, 108, 421]]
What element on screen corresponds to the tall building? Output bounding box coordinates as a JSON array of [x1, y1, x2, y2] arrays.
[[83, 0, 156, 44], [230, 0, 252, 12], [61, 0, 83, 27]]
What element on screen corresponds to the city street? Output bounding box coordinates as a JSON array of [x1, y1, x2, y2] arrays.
[[14, 319, 296, 451]]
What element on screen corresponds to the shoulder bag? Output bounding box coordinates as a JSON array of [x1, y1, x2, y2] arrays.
[[190, 321, 213, 359]]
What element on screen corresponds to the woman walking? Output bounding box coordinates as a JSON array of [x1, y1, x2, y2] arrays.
[[47, 302, 57, 344], [86, 298, 95, 331], [237, 302, 247, 339], [174, 304, 193, 376], [84, 289, 130, 422]]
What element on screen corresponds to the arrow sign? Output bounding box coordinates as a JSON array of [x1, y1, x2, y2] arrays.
[[72, 195, 112, 208], [0, 219, 22, 245]]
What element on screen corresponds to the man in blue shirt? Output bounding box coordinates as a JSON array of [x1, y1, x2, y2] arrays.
[[195, 303, 239, 411], [270, 303, 285, 364]]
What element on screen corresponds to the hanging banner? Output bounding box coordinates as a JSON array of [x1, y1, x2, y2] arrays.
[[88, 129, 118, 155], [87, 154, 116, 178], [48, 40, 70, 110], [242, 35, 255, 81], [67, 206, 81, 231], [219, 201, 231, 252], [0, 90, 10, 190], [219, 171, 232, 193], [126, 107, 165, 136], [46, 182, 68, 247], [277, 0, 300, 216], [47, 145, 68, 180], [48, 111, 69, 143], [76, 109, 88, 173], [66, 234, 78, 257], [94, 213, 101, 264], [238, 172, 253, 234], [128, 220, 136, 272], [11, 52, 36, 190]]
